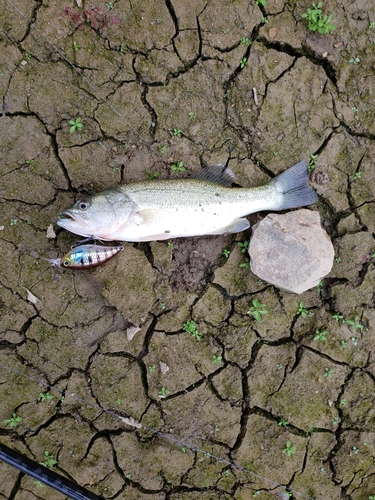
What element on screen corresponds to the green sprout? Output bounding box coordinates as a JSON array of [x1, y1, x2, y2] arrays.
[[188, 112, 196, 119], [278, 419, 289, 427], [308, 153, 318, 171], [173, 128, 182, 137], [3, 413, 22, 428], [324, 367, 335, 378], [183, 320, 202, 340], [240, 37, 250, 45], [297, 302, 308, 318], [171, 161, 186, 173], [239, 258, 250, 269], [255, 0, 266, 5], [73, 41, 79, 52], [222, 249, 231, 258], [282, 441, 295, 457], [39, 392, 53, 402], [10, 219, 17, 226], [314, 329, 328, 342], [25, 53, 31, 61], [353, 171, 361, 181], [167, 242, 173, 249], [237, 241, 249, 253], [247, 299, 268, 321], [302, 2, 336, 34], [158, 387, 167, 398], [317, 280, 324, 292], [120, 43, 126, 52], [369, 22, 375, 29], [261, 17, 268, 23], [349, 56, 360, 65], [33, 480, 45, 488], [68, 117, 83, 133], [212, 355, 223, 364], [149, 365, 156, 373], [106, 2, 114, 9], [145, 168, 160, 180], [40, 451, 57, 468], [240, 57, 248, 69]]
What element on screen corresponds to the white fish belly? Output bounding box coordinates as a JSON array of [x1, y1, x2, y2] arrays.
[[113, 204, 244, 241]]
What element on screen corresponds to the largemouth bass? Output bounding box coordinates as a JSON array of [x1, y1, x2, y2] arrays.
[[57, 160, 318, 242]]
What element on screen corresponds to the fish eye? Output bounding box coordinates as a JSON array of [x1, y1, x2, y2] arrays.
[[62, 259, 71, 267], [75, 199, 90, 211]]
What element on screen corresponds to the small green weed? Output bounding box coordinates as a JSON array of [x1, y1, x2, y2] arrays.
[[158, 387, 167, 398], [297, 302, 308, 317], [222, 249, 230, 258], [261, 17, 268, 24], [278, 419, 289, 427], [247, 299, 268, 321], [240, 37, 250, 45], [255, 0, 266, 5], [349, 56, 360, 65], [237, 241, 249, 253], [302, 2, 336, 34], [68, 117, 83, 133], [3, 413, 22, 428], [25, 53, 31, 61], [369, 22, 375, 29], [39, 392, 53, 402], [308, 153, 318, 171], [145, 168, 160, 180], [240, 57, 248, 69], [40, 451, 57, 468], [158, 144, 167, 154], [167, 242, 173, 250], [106, 2, 114, 9], [239, 258, 250, 269], [173, 128, 182, 137], [212, 355, 223, 364], [33, 480, 45, 488], [314, 329, 328, 342], [183, 320, 202, 340], [10, 219, 17, 226], [317, 280, 324, 292], [73, 41, 79, 52], [324, 367, 335, 378], [188, 112, 196, 119], [120, 43, 126, 52], [282, 441, 295, 457], [171, 161, 186, 173], [149, 365, 156, 373]]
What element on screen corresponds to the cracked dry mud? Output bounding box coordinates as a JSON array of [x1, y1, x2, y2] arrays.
[[1, 1, 375, 499]]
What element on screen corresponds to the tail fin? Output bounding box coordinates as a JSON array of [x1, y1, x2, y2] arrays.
[[269, 160, 318, 210]]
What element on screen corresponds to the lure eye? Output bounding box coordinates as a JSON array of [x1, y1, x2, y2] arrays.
[[63, 259, 70, 267]]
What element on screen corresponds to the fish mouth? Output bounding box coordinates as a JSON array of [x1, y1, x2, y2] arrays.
[[59, 210, 76, 222]]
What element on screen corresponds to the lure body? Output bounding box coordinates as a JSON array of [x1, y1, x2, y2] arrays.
[[61, 244, 124, 269], [45, 244, 123, 269]]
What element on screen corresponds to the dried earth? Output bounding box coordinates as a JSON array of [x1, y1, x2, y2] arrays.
[[1, 1, 375, 499]]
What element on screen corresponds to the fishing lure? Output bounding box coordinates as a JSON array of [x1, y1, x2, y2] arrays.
[[44, 244, 124, 270]]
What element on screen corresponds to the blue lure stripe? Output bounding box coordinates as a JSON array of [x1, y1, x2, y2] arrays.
[[61, 244, 124, 269]]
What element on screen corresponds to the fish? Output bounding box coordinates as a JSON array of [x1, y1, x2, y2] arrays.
[[44, 244, 124, 269], [57, 160, 318, 242]]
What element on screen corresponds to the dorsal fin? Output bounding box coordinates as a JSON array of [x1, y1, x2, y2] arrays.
[[192, 163, 235, 187]]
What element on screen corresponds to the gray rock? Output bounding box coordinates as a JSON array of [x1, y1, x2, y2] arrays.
[[249, 209, 334, 294]]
